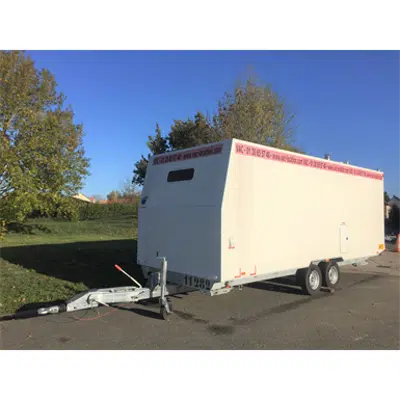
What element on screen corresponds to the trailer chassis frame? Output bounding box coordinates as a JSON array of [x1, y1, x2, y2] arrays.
[[37, 255, 371, 320]]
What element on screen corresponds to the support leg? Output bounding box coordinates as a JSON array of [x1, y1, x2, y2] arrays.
[[158, 257, 172, 319]]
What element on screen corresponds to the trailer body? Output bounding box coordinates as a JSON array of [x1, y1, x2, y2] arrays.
[[138, 138, 385, 291], [36, 138, 385, 318]]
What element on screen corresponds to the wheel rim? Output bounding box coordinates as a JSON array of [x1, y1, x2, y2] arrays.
[[328, 266, 339, 285], [309, 270, 320, 290]]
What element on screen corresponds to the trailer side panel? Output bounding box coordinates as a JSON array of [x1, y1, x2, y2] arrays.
[[221, 139, 384, 282]]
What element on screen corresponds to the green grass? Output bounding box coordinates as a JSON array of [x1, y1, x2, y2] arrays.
[[0, 215, 143, 316], [2, 215, 137, 246]]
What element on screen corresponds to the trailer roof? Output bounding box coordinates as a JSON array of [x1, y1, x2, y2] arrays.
[[233, 139, 384, 181], [150, 139, 384, 181]]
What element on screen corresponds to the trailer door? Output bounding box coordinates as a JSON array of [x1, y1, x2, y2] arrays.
[[340, 223, 349, 253]]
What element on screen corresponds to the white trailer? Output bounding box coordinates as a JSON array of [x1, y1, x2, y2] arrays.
[[37, 139, 385, 320]]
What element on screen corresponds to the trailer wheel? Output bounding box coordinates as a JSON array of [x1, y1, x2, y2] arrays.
[[296, 265, 322, 295], [167, 298, 174, 312], [319, 262, 340, 289], [160, 300, 173, 320], [160, 306, 170, 321]]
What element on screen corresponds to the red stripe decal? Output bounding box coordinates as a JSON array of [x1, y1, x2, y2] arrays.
[[235, 143, 383, 181], [153, 144, 223, 165]]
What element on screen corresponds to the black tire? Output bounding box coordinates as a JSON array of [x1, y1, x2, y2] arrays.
[[296, 265, 322, 296], [160, 306, 170, 321], [319, 262, 340, 289]]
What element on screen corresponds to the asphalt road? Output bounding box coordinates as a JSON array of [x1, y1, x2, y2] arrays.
[[1, 250, 399, 350]]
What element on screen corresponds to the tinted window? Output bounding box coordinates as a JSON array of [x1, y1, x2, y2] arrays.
[[167, 168, 194, 182]]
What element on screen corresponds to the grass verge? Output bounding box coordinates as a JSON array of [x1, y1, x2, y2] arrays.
[[0, 216, 141, 316]]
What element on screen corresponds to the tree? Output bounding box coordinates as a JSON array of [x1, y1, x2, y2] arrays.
[[119, 178, 139, 203], [105, 179, 139, 204], [132, 72, 302, 186], [0, 51, 90, 223], [389, 204, 400, 229], [213, 75, 301, 152], [384, 191, 390, 203], [132, 123, 169, 186], [168, 111, 216, 150], [92, 194, 104, 202], [148, 123, 169, 155], [107, 190, 121, 202]]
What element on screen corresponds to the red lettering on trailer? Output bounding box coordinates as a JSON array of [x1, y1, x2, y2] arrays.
[[234, 268, 245, 278], [235, 143, 383, 181], [153, 144, 223, 165]]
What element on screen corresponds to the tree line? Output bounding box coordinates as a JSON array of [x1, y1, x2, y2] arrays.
[[106, 179, 140, 203], [132, 75, 302, 185]]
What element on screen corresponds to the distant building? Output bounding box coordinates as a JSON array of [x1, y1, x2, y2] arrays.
[[388, 195, 400, 209], [72, 193, 95, 203]]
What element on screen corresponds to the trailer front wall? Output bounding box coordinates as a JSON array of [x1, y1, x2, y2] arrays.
[[221, 140, 384, 282], [138, 141, 231, 281]]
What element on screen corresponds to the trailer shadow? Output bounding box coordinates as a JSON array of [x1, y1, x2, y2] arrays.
[[1, 239, 327, 320], [0, 299, 68, 321], [110, 304, 164, 320], [0, 239, 145, 290], [248, 278, 304, 296]]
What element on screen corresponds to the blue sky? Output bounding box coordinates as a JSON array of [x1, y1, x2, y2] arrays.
[[27, 50, 399, 197]]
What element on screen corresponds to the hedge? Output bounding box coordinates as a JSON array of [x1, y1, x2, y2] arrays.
[[78, 202, 138, 220], [28, 199, 139, 221]]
